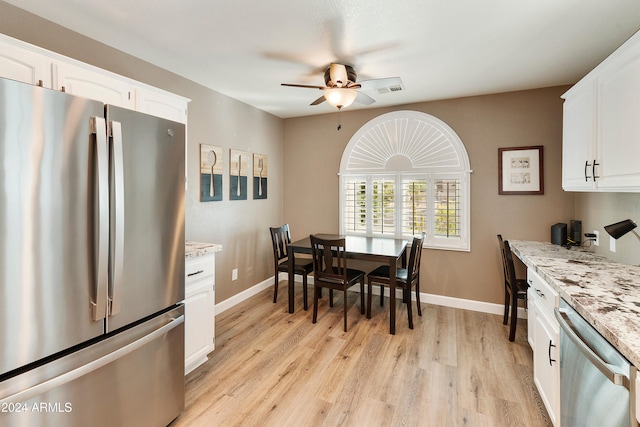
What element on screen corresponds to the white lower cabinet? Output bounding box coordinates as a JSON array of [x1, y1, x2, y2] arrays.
[[527, 287, 536, 351], [185, 253, 215, 375], [528, 268, 560, 426], [533, 307, 560, 426]]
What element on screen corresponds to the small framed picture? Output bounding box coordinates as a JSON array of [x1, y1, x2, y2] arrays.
[[230, 149, 248, 200], [498, 146, 544, 195]]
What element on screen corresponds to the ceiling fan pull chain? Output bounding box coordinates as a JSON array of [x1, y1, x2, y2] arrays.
[[337, 108, 342, 131]]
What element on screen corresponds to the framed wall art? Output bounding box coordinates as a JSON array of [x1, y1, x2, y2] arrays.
[[498, 145, 544, 195], [253, 153, 268, 199], [230, 149, 248, 200], [200, 144, 223, 202]]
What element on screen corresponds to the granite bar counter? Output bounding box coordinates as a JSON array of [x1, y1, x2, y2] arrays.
[[509, 240, 640, 368], [186, 241, 222, 258]]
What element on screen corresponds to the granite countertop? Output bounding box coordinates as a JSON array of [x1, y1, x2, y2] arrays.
[[509, 240, 640, 368], [185, 241, 223, 258]]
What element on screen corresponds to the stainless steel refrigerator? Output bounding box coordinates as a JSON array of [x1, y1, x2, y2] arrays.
[[0, 77, 186, 426]]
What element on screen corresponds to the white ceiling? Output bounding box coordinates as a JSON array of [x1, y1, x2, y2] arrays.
[[6, 0, 640, 118]]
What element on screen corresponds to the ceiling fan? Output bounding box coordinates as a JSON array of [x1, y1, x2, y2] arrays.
[[281, 63, 403, 111]]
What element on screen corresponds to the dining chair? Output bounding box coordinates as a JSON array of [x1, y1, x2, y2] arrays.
[[309, 235, 366, 332], [270, 224, 313, 310], [497, 235, 529, 341], [366, 235, 424, 330]]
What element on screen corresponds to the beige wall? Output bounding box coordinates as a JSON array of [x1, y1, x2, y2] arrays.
[[575, 192, 640, 265], [284, 87, 576, 305], [0, 2, 283, 303], [1, 1, 585, 308]]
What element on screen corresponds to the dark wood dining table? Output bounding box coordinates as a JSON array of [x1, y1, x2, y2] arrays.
[[287, 234, 408, 334]]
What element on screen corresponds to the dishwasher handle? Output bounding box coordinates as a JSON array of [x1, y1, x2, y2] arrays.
[[555, 307, 630, 390]]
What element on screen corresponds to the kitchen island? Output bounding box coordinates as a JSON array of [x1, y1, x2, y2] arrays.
[[509, 240, 640, 368]]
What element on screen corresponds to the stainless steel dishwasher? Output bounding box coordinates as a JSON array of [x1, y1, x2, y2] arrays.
[[555, 299, 638, 427]]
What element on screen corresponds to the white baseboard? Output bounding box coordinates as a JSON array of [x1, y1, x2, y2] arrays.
[[215, 273, 527, 320]]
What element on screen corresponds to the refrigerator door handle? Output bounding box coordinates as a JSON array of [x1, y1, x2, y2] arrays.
[[109, 120, 125, 316], [0, 314, 184, 405], [91, 117, 109, 321]]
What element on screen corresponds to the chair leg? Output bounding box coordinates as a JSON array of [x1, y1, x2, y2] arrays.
[[509, 293, 518, 342], [273, 272, 279, 303], [302, 274, 308, 311], [359, 278, 365, 315], [503, 285, 510, 325], [380, 284, 384, 307], [343, 288, 348, 332], [329, 289, 334, 307], [312, 285, 319, 324], [367, 278, 373, 319], [406, 287, 414, 329], [415, 281, 422, 317]]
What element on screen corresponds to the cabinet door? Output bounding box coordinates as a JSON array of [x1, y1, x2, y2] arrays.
[[54, 61, 135, 109], [534, 309, 560, 426], [527, 288, 536, 351], [0, 39, 52, 87], [598, 53, 640, 191], [137, 87, 188, 124], [184, 280, 214, 375], [562, 81, 597, 191]]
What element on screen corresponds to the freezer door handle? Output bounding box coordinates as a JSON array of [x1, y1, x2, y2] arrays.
[[91, 117, 109, 321], [109, 120, 125, 316], [0, 314, 184, 404], [555, 307, 630, 389]]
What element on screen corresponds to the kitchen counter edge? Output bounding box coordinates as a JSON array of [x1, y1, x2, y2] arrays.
[[185, 241, 223, 259], [509, 240, 640, 368]]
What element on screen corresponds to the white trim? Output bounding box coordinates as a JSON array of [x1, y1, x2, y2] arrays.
[[215, 276, 526, 319], [215, 276, 273, 314]]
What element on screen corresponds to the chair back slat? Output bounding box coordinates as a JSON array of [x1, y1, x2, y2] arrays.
[[310, 235, 348, 284], [270, 224, 291, 262], [502, 240, 518, 291], [407, 235, 425, 283]]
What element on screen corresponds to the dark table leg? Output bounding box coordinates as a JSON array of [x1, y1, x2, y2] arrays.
[[287, 246, 295, 313]]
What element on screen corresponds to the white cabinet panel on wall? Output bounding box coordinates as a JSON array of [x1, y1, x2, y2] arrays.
[[597, 51, 640, 190], [54, 61, 136, 109], [0, 36, 52, 87], [562, 29, 640, 192], [137, 86, 188, 124], [562, 81, 597, 191], [0, 33, 189, 123]]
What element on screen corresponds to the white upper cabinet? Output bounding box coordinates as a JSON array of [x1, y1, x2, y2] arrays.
[[597, 50, 640, 190], [562, 30, 640, 192], [54, 61, 136, 109], [0, 39, 52, 87], [562, 81, 597, 190], [137, 86, 188, 123], [0, 33, 189, 123]]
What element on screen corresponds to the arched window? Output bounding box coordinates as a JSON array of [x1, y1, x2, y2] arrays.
[[339, 110, 472, 251]]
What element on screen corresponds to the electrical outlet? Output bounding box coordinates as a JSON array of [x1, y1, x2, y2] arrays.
[[593, 230, 599, 246], [232, 268, 238, 281]]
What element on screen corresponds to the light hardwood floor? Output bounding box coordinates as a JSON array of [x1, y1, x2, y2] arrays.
[[171, 283, 550, 427]]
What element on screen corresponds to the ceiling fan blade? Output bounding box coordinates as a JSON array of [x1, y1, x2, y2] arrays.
[[357, 77, 403, 92], [310, 95, 326, 106], [281, 83, 327, 90], [355, 92, 375, 105]]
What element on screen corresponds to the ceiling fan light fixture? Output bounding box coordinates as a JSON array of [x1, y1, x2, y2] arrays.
[[324, 88, 357, 110]]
